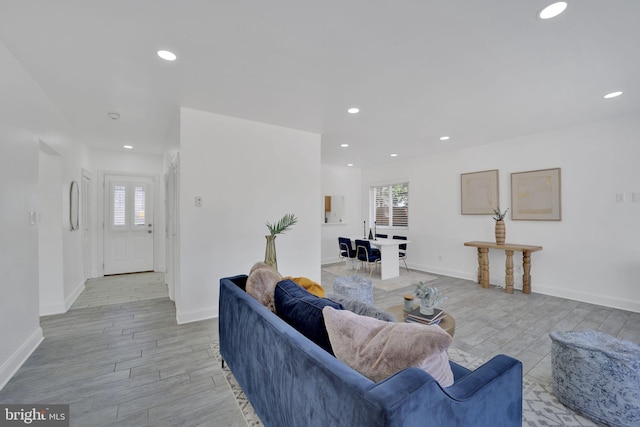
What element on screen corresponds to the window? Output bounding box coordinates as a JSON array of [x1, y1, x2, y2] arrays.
[[371, 182, 409, 227], [134, 186, 146, 226], [110, 182, 148, 229], [113, 185, 126, 227]]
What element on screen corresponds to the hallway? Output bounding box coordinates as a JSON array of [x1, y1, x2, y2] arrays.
[[0, 273, 245, 427]]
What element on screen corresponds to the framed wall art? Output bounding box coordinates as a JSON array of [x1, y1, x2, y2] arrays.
[[511, 168, 561, 220], [460, 169, 499, 215]]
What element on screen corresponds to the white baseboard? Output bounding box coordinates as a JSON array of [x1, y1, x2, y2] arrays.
[[322, 257, 342, 266], [65, 279, 85, 311], [534, 284, 640, 313], [0, 327, 43, 391], [409, 263, 475, 281], [176, 306, 218, 325], [39, 301, 66, 316]]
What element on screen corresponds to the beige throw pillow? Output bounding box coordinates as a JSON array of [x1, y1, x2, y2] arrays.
[[246, 262, 282, 312], [322, 306, 454, 386]]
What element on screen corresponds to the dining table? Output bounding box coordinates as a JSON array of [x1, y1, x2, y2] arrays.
[[351, 237, 410, 280]]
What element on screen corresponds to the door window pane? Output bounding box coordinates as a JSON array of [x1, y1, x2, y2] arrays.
[[113, 185, 126, 226], [134, 186, 146, 226]]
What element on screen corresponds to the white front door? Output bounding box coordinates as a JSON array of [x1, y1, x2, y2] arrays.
[[104, 175, 154, 275]]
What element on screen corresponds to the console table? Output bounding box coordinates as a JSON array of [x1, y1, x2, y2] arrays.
[[464, 241, 543, 294]]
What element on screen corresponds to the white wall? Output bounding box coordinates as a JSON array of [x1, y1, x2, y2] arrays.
[[60, 146, 89, 309], [0, 40, 92, 389], [38, 145, 65, 315], [177, 108, 321, 323], [88, 148, 165, 277], [361, 113, 640, 312], [0, 43, 46, 388], [321, 164, 363, 264]]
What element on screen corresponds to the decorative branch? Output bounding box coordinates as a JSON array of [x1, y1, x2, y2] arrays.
[[266, 213, 298, 236], [492, 208, 509, 221]]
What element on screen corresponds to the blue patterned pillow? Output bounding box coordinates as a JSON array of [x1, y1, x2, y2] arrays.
[[274, 279, 344, 354]]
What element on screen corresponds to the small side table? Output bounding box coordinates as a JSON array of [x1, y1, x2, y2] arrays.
[[385, 305, 456, 337]]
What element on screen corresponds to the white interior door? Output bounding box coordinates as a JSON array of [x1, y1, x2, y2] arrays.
[[165, 158, 179, 300], [81, 169, 92, 279], [104, 175, 154, 275]]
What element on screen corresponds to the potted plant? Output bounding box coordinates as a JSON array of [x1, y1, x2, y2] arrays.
[[493, 208, 508, 245], [414, 281, 446, 315], [264, 213, 298, 270]]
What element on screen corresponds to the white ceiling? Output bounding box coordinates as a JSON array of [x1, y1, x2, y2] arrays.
[[1, 1, 639, 167]]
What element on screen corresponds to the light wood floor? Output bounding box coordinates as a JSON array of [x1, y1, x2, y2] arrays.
[[322, 264, 640, 384], [1, 268, 638, 426], [0, 273, 246, 427]]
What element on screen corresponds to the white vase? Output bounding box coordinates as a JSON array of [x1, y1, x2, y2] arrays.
[[419, 298, 434, 315]]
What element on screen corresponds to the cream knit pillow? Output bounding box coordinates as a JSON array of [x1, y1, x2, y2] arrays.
[[323, 306, 454, 386], [246, 262, 282, 312]]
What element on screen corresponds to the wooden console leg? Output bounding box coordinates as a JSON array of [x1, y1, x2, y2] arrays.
[[479, 248, 490, 289], [476, 248, 482, 283], [522, 251, 532, 294], [505, 250, 514, 294]]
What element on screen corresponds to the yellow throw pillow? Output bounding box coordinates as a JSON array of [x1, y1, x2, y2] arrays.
[[283, 276, 326, 298]]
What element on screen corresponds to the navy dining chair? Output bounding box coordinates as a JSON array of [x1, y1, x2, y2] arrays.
[[393, 235, 409, 272], [338, 237, 356, 263], [355, 239, 381, 275]]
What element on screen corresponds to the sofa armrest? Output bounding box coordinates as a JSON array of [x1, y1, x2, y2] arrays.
[[365, 354, 522, 427], [225, 274, 248, 291], [444, 354, 521, 400]]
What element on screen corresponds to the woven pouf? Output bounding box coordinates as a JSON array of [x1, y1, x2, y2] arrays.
[[333, 276, 373, 305], [550, 330, 640, 427]]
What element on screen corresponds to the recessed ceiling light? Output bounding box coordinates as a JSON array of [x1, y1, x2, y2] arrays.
[[347, 163, 354, 167], [538, 2, 568, 20], [123, 145, 133, 150], [347, 107, 360, 114], [340, 143, 349, 148], [603, 91, 623, 99], [390, 153, 398, 157], [157, 50, 177, 61], [440, 136, 450, 141], [107, 112, 120, 120]]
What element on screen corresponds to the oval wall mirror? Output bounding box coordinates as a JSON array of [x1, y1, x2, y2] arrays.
[[70, 180, 79, 230]]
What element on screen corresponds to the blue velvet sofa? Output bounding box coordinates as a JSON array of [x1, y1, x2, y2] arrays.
[[219, 275, 523, 427]]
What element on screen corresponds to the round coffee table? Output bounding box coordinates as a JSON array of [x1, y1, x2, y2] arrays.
[[385, 304, 455, 337]]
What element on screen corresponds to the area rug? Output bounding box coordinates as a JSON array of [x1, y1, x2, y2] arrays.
[[211, 343, 596, 426], [322, 263, 437, 292]]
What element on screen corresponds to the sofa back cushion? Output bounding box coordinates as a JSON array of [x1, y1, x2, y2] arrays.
[[274, 279, 343, 354]]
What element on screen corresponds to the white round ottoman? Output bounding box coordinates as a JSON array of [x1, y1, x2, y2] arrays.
[[550, 330, 640, 427]]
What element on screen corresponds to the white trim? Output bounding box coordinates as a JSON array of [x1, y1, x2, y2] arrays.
[[176, 307, 218, 325], [0, 328, 43, 391], [39, 302, 66, 316], [81, 168, 94, 279], [534, 284, 640, 313], [65, 279, 86, 311]]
